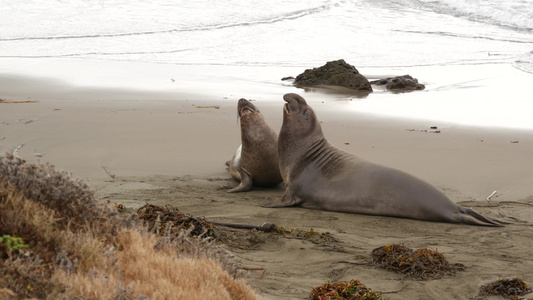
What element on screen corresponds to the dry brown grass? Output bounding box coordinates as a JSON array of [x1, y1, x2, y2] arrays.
[[0, 153, 261, 299]]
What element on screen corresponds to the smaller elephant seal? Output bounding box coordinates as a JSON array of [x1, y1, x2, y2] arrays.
[[264, 93, 507, 227], [226, 98, 282, 192]]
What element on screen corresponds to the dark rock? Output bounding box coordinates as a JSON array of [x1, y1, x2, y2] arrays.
[[281, 76, 295, 81], [370, 78, 390, 85], [294, 59, 372, 91], [370, 75, 425, 92]]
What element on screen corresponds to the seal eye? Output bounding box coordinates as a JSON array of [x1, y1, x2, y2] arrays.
[[302, 109, 309, 120]]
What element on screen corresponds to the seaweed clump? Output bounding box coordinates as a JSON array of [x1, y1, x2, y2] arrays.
[[479, 278, 532, 299], [134, 203, 338, 252], [309, 279, 385, 300], [371, 244, 464, 280], [275, 226, 337, 245], [135, 204, 244, 274], [137, 203, 215, 238]]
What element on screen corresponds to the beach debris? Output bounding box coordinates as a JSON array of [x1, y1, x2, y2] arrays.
[[294, 59, 372, 92], [237, 265, 266, 278], [309, 279, 385, 300], [208, 221, 277, 232], [371, 244, 464, 280], [33, 151, 45, 158], [111, 201, 126, 212], [406, 128, 441, 133], [510, 140, 519, 143], [101, 165, 116, 179], [12, 143, 25, 159], [217, 223, 338, 249], [137, 203, 216, 238], [0, 99, 37, 103], [135, 205, 254, 247], [196, 105, 220, 109], [479, 278, 532, 299], [214, 224, 339, 250], [134, 203, 337, 250], [487, 190, 498, 203], [275, 226, 337, 245]]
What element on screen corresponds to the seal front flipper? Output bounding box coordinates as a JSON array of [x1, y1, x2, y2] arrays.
[[261, 189, 302, 208], [227, 170, 253, 193]]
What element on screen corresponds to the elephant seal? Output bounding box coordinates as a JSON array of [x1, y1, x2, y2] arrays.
[[263, 93, 506, 226], [226, 98, 283, 193]]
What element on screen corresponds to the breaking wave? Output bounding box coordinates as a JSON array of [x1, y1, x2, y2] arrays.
[[391, 0, 533, 31]]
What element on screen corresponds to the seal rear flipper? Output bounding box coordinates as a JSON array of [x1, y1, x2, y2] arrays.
[[227, 171, 253, 193], [261, 190, 302, 208], [455, 206, 509, 227]]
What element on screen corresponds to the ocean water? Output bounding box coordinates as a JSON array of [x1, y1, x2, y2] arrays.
[[2, 0, 532, 68], [1, 0, 532, 128]]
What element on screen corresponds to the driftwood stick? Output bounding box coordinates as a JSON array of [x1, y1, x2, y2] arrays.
[[13, 143, 25, 159], [207, 221, 276, 232], [196, 105, 220, 109], [0, 99, 37, 103], [486, 190, 497, 203], [101, 165, 116, 179], [238, 265, 266, 278]]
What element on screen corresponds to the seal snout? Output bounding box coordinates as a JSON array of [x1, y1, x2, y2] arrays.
[[282, 93, 305, 115], [237, 98, 258, 117], [283, 103, 290, 115]]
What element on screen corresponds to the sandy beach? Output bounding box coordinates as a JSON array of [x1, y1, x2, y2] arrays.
[[2, 0, 532, 297], [2, 66, 533, 299]]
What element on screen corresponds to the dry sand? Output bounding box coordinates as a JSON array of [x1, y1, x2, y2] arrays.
[[2, 74, 533, 299]]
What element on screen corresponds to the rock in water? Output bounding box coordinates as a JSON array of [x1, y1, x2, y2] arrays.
[[294, 59, 372, 91], [370, 75, 425, 92]]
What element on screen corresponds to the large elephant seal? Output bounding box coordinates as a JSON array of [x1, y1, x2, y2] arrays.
[[263, 93, 506, 226], [226, 98, 283, 193]]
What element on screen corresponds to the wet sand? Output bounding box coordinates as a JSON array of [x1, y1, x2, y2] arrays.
[[2, 72, 533, 299]]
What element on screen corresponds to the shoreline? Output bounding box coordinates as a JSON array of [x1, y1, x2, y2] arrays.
[[1, 57, 533, 129]]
